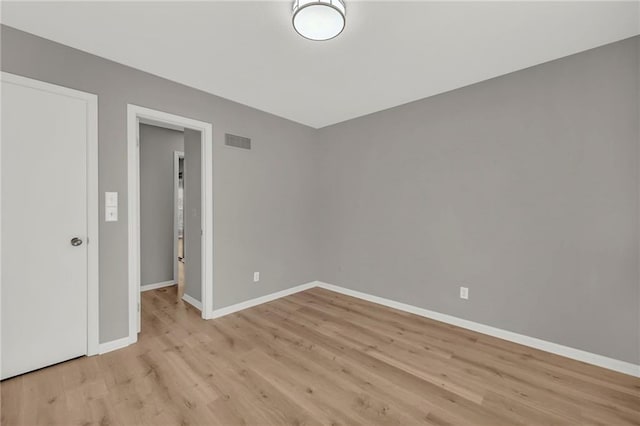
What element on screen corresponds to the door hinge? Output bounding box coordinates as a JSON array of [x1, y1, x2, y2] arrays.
[[138, 302, 140, 312]]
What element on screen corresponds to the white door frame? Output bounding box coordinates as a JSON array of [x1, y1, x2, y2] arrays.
[[127, 105, 214, 343], [0, 72, 100, 356], [173, 150, 184, 284]]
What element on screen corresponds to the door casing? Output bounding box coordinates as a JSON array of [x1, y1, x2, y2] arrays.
[[127, 105, 214, 343]]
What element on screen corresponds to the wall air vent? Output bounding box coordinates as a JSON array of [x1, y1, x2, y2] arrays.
[[225, 133, 251, 150]]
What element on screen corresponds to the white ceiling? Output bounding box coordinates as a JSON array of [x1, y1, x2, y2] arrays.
[[2, 1, 638, 128]]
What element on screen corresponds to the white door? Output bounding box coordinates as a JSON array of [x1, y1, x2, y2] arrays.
[[1, 75, 95, 379]]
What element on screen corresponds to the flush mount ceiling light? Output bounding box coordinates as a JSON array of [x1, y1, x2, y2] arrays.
[[292, 0, 346, 41]]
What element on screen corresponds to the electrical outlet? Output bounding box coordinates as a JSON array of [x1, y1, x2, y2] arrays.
[[253, 272, 260, 283], [460, 286, 469, 300]]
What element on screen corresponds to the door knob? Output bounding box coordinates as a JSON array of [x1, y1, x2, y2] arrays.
[[70, 237, 83, 247]]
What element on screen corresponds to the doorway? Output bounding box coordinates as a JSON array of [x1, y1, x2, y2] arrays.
[[139, 124, 184, 297], [174, 151, 185, 289], [127, 105, 213, 345]]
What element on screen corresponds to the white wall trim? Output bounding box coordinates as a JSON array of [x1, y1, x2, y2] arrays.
[[0, 72, 100, 357], [314, 281, 640, 378], [182, 293, 203, 311], [85, 77, 100, 357], [209, 282, 317, 319], [98, 336, 134, 354], [141, 280, 176, 292], [139, 116, 184, 132], [127, 104, 214, 346]]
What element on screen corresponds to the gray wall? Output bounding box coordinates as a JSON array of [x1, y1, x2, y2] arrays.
[[0, 25, 320, 343], [184, 128, 202, 302], [317, 36, 640, 364], [139, 124, 184, 286]]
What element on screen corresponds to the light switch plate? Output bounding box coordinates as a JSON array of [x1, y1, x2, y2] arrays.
[[105, 206, 118, 222], [105, 192, 118, 207]]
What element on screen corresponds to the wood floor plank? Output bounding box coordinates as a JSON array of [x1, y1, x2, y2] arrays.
[[233, 310, 433, 425], [252, 302, 520, 426], [2, 286, 639, 425]]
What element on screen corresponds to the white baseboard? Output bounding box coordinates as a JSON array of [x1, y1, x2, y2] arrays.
[[314, 281, 640, 378], [182, 293, 203, 311], [209, 281, 317, 319], [98, 336, 134, 354], [141, 280, 175, 292]]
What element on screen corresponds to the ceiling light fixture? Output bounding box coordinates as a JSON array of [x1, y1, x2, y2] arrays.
[[292, 0, 346, 41]]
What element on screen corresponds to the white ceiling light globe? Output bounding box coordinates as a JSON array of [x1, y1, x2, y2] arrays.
[[292, 0, 346, 41]]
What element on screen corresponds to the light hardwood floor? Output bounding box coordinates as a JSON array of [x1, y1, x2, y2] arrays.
[[2, 286, 639, 425]]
